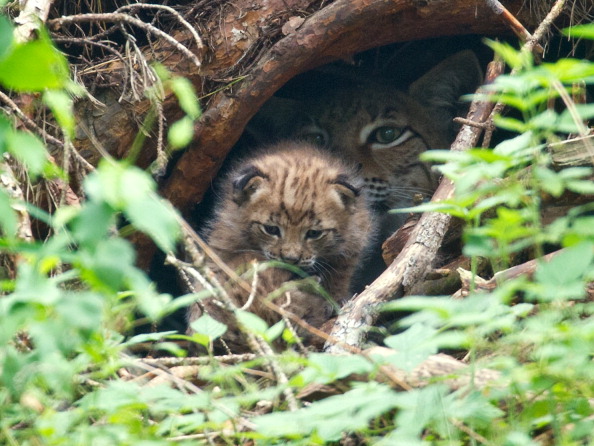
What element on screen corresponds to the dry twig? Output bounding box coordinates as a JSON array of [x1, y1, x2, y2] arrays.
[[47, 13, 203, 68]]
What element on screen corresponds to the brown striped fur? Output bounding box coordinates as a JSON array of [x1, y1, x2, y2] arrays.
[[187, 142, 373, 351]]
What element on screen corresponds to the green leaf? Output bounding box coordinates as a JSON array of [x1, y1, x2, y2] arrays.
[[493, 131, 534, 156], [264, 319, 285, 342], [566, 180, 594, 195], [495, 115, 529, 133], [563, 23, 594, 40], [383, 323, 438, 371], [6, 130, 48, 176], [189, 314, 227, 341], [534, 167, 563, 197], [236, 309, 268, 334], [484, 39, 527, 70], [80, 238, 136, 292], [168, 116, 195, 149], [170, 77, 201, 119], [0, 31, 69, 91], [254, 382, 399, 441], [534, 243, 594, 301], [124, 330, 178, 346], [84, 162, 180, 252], [124, 196, 180, 253], [70, 201, 115, 245], [528, 110, 559, 131], [43, 90, 75, 138], [298, 352, 374, 384], [541, 58, 594, 83], [558, 104, 594, 133]]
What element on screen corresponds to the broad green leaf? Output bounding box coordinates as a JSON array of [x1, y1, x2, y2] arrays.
[[558, 167, 593, 180], [0, 32, 68, 91], [541, 58, 594, 83], [420, 149, 471, 164], [235, 309, 268, 334], [528, 110, 559, 131], [534, 242, 594, 301], [566, 180, 594, 195], [124, 197, 180, 253], [124, 331, 178, 346], [70, 201, 114, 245], [168, 116, 194, 149], [383, 323, 438, 371], [84, 162, 180, 251], [534, 167, 563, 197], [264, 319, 285, 342], [170, 77, 201, 119], [297, 352, 375, 384], [484, 39, 528, 71], [496, 115, 529, 133], [254, 382, 399, 441], [563, 23, 594, 40], [189, 314, 227, 341], [80, 238, 136, 292], [493, 131, 536, 156], [6, 130, 48, 176], [557, 104, 594, 133]]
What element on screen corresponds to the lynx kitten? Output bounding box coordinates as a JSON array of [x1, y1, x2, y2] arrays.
[[186, 142, 373, 351]]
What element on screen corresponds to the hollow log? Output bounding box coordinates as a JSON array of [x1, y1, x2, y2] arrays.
[[51, 0, 538, 215]]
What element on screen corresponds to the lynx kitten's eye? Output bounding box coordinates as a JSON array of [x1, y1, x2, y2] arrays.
[[371, 126, 401, 144], [261, 224, 281, 237], [305, 229, 325, 240]]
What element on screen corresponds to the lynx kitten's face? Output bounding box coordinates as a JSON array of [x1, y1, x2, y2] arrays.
[[209, 142, 372, 284]]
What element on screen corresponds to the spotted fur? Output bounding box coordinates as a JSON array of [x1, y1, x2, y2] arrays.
[[186, 142, 373, 351]]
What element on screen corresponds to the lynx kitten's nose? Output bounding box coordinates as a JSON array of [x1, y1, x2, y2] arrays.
[[281, 255, 300, 264]]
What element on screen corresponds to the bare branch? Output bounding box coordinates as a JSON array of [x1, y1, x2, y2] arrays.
[[48, 12, 203, 68], [13, 0, 55, 43]]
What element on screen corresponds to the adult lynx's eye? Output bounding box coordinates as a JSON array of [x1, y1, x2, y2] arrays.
[[305, 229, 325, 240], [261, 224, 281, 237], [371, 126, 401, 144]]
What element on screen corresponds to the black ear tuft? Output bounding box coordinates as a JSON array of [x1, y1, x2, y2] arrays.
[[231, 165, 267, 205], [332, 174, 361, 207], [334, 174, 361, 196]]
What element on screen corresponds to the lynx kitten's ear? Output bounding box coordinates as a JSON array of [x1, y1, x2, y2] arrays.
[[331, 174, 361, 208], [231, 165, 267, 205], [409, 50, 483, 137]]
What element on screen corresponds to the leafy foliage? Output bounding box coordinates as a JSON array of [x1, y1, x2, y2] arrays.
[[1, 9, 594, 446]]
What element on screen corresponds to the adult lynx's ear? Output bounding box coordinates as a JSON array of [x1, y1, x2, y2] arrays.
[[409, 50, 483, 138], [245, 96, 306, 143], [231, 165, 268, 205]]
